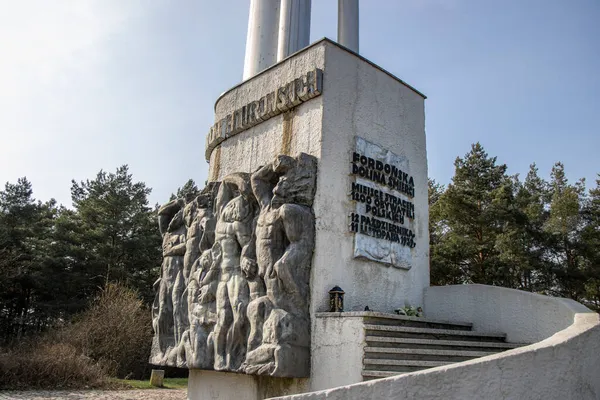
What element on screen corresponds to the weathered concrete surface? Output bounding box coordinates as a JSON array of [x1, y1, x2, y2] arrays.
[[203, 38, 428, 397], [310, 314, 364, 391], [151, 155, 317, 378], [268, 287, 600, 400], [209, 44, 325, 182], [424, 284, 591, 343], [314, 39, 428, 315], [188, 369, 308, 400], [209, 39, 429, 318]]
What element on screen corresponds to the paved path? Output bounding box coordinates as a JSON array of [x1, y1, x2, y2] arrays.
[[0, 390, 187, 400]]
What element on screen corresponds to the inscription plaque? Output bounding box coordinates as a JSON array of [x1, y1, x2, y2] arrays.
[[349, 137, 416, 269]]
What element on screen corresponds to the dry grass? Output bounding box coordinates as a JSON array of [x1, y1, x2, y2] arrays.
[[0, 283, 154, 389], [0, 340, 109, 390], [113, 377, 188, 390]]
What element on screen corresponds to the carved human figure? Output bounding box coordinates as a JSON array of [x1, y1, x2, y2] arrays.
[[182, 200, 201, 284], [184, 187, 220, 284], [180, 247, 219, 368], [150, 158, 316, 377], [211, 173, 255, 371], [175, 193, 218, 368], [243, 153, 317, 377], [169, 199, 203, 364], [151, 198, 186, 365]]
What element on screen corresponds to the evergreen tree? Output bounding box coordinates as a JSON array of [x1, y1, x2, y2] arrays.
[[70, 165, 161, 303], [429, 179, 464, 285], [544, 162, 586, 300], [431, 143, 513, 285], [0, 178, 57, 340], [170, 179, 200, 202], [580, 175, 600, 309], [495, 165, 550, 291]]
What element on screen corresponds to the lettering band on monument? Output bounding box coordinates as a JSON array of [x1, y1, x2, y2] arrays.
[[205, 68, 323, 160]]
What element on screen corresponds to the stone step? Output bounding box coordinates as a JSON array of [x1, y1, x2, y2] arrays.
[[315, 311, 473, 331], [364, 324, 507, 342], [362, 313, 472, 331], [362, 370, 402, 379], [364, 346, 497, 362], [362, 358, 453, 375], [364, 358, 453, 368], [364, 336, 524, 352]]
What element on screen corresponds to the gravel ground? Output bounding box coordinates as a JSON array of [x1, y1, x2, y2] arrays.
[[0, 389, 187, 400]]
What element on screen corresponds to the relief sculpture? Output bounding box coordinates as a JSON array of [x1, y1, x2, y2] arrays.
[[150, 153, 317, 378]]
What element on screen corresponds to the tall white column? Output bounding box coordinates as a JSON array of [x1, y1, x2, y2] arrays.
[[337, 0, 359, 53], [243, 0, 281, 80], [277, 0, 311, 61]]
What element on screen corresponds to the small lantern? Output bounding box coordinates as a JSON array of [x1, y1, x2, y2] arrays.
[[329, 286, 345, 312]]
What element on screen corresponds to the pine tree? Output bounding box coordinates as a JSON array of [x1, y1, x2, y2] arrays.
[[495, 165, 551, 291], [581, 175, 600, 310], [0, 178, 58, 340], [432, 143, 513, 285], [70, 165, 161, 303], [429, 179, 464, 285], [170, 179, 200, 202], [544, 162, 586, 300]]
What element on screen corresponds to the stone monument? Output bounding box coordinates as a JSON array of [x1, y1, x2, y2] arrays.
[[151, 154, 317, 378], [151, 1, 428, 398]]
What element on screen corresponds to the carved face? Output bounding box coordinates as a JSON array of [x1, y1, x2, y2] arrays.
[[271, 176, 290, 208]]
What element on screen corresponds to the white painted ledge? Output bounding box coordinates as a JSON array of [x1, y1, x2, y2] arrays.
[[270, 285, 600, 400]]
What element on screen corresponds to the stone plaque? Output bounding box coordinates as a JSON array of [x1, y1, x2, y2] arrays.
[[349, 137, 416, 269]]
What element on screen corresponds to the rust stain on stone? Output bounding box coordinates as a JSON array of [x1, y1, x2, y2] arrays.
[[210, 146, 221, 181], [281, 110, 296, 156]]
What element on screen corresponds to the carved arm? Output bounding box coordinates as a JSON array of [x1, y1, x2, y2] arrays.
[[271, 204, 315, 294]]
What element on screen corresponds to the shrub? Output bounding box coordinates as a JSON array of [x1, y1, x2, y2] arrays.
[[61, 283, 153, 379], [0, 340, 108, 390], [0, 283, 153, 389]]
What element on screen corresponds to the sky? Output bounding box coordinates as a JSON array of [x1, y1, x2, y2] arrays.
[[1, 0, 599, 207]]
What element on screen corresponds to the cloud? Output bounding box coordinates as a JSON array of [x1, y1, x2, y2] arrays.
[[0, 0, 152, 203], [0, 0, 136, 98]]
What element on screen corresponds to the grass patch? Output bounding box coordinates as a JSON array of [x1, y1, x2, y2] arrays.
[[113, 377, 188, 390]]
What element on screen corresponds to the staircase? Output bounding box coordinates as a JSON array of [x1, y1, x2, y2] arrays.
[[361, 313, 527, 380]]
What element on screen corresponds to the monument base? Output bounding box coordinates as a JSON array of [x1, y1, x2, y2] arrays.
[[187, 38, 428, 400], [188, 370, 309, 400]]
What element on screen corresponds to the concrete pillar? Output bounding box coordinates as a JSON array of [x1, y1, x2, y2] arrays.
[[277, 0, 311, 61], [243, 0, 281, 80], [337, 0, 359, 53]]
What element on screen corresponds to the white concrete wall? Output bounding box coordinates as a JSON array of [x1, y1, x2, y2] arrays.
[[210, 40, 429, 318], [205, 39, 429, 397], [188, 370, 259, 400], [209, 42, 326, 181], [188, 369, 309, 400], [310, 314, 364, 391], [423, 284, 591, 343], [269, 287, 600, 400], [312, 42, 428, 316]]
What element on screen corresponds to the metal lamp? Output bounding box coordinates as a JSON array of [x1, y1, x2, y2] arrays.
[[329, 286, 345, 312]]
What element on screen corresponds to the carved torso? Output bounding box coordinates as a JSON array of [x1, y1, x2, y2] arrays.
[[255, 206, 285, 277], [214, 220, 242, 275]]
